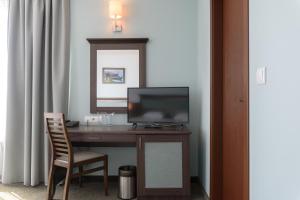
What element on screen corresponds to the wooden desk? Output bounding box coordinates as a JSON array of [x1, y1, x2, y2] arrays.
[[68, 125, 191, 198]]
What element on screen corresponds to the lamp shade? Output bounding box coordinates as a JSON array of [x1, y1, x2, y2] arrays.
[[109, 0, 122, 19]]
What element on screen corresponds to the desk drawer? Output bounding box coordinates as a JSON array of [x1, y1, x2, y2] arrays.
[[69, 133, 103, 142], [69, 133, 136, 143], [101, 134, 136, 143]]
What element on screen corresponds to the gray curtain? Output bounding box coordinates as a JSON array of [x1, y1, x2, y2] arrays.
[[2, 0, 70, 186]]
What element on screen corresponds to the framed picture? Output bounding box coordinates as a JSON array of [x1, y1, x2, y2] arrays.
[[88, 38, 149, 113], [102, 68, 125, 84]]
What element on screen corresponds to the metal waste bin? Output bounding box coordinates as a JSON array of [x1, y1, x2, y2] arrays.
[[118, 166, 137, 200]]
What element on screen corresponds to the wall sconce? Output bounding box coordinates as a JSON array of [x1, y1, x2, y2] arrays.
[[109, 0, 123, 32]]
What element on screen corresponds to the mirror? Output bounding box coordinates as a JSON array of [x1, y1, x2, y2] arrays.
[[88, 38, 148, 113]]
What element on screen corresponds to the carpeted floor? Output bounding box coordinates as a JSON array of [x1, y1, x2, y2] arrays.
[[0, 182, 208, 200]]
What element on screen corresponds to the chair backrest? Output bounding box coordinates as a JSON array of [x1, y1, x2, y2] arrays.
[[44, 113, 73, 163]]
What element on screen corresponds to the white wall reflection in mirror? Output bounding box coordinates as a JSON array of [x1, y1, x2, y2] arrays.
[[96, 50, 140, 108]]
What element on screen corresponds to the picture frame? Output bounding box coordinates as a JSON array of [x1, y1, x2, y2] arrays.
[[102, 68, 126, 84], [87, 38, 149, 113]]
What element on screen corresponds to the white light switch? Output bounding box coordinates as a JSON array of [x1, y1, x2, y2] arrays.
[[256, 67, 266, 85]]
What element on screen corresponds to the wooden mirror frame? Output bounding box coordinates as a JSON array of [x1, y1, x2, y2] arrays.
[[88, 38, 149, 113]]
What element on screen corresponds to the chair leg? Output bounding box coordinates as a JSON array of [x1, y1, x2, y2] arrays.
[[79, 166, 83, 187], [47, 165, 56, 200], [103, 156, 108, 196], [63, 167, 72, 200]]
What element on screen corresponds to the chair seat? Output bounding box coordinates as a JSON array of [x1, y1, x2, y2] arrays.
[[55, 151, 106, 166]]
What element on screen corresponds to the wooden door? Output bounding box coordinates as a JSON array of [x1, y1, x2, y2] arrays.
[[223, 0, 249, 199], [211, 0, 249, 199]]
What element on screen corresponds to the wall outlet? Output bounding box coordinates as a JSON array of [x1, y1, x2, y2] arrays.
[[84, 115, 100, 123], [256, 67, 267, 85]]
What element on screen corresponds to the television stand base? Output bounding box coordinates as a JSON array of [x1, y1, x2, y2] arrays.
[[144, 124, 164, 129], [132, 123, 185, 129]]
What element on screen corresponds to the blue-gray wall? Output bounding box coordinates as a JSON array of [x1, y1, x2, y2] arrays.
[[69, 0, 200, 177], [197, 0, 211, 195], [250, 0, 300, 199]]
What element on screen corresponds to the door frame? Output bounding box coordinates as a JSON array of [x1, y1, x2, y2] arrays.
[[210, 0, 223, 199], [210, 0, 249, 199]]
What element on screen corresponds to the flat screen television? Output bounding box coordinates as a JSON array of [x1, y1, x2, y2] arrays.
[[127, 87, 189, 125]]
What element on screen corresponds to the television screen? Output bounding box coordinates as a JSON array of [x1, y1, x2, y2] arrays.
[[127, 87, 189, 124]]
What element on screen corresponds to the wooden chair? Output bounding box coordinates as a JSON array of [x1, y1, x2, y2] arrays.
[[44, 113, 108, 200]]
